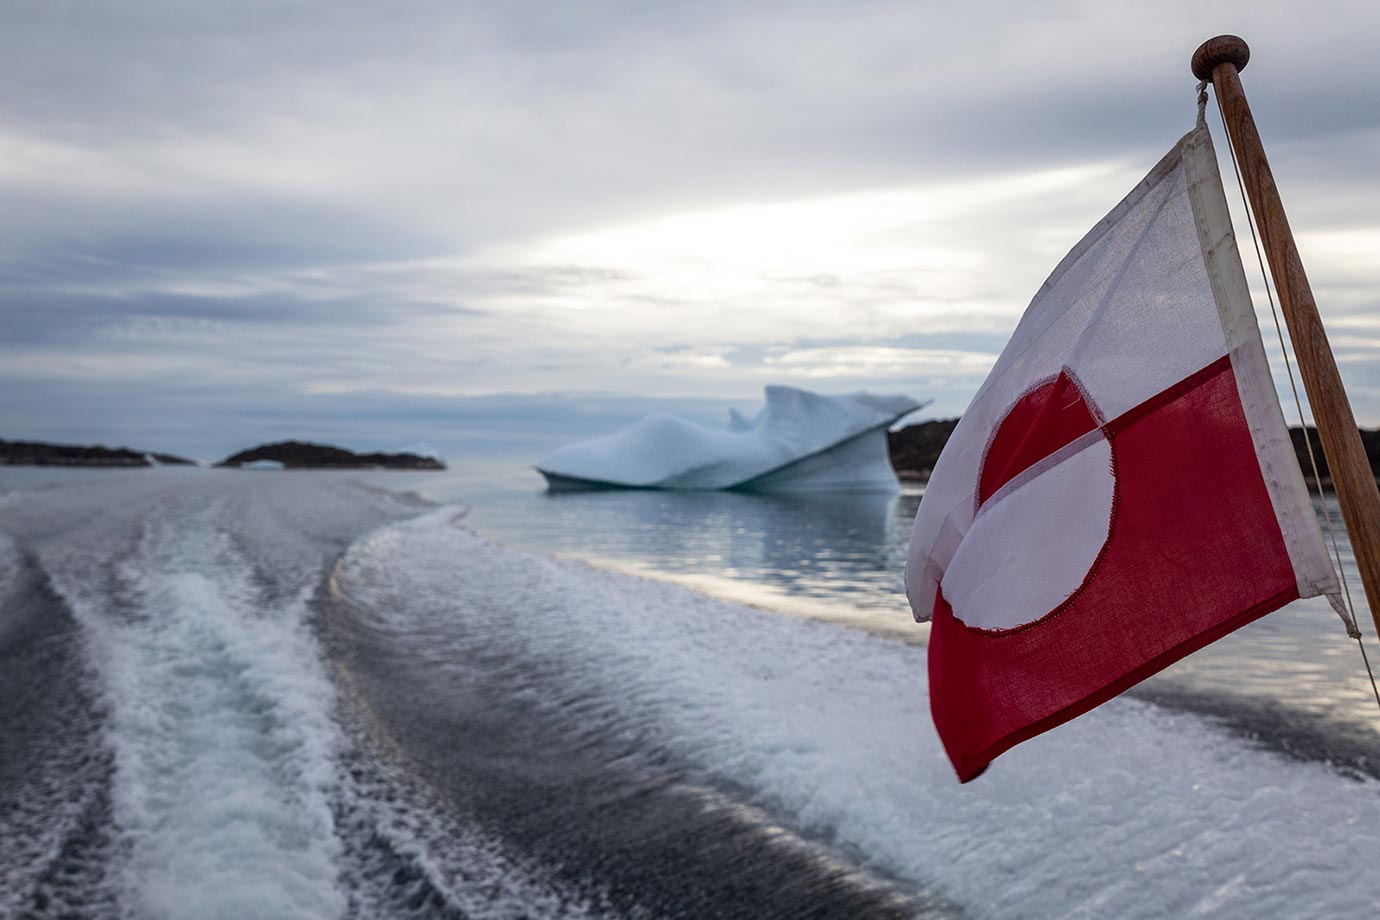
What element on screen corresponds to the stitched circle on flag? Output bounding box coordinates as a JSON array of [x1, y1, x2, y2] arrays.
[[943, 371, 1116, 632]]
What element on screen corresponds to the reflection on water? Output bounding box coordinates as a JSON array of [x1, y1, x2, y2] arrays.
[[383, 467, 1380, 762], [458, 474, 924, 633], [550, 489, 914, 612]]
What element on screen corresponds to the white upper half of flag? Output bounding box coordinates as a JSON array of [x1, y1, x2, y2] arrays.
[[906, 122, 1338, 625]]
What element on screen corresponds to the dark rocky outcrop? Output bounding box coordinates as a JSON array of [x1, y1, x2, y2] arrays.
[[1289, 426, 1380, 489], [890, 420, 1380, 489], [887, 419, 959, 482], [0, 438, 196, 467], [216, 440, 444, 470]]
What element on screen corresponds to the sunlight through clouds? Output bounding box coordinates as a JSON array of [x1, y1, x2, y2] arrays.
[[763, 346, 997, 379], [460, 161, 1137, 358]]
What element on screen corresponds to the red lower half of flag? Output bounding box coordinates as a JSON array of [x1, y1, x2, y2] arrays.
[[928, 356, 1300, 782]]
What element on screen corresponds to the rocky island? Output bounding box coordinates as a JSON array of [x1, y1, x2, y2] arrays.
[[0, 438, 196, 467], [1288, 426, 1380, 490], [887, 419, 959, 483], [216, 440, 445, 470]]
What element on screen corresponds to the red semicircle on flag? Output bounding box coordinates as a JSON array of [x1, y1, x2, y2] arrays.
[[943, 370, 1117, 635]]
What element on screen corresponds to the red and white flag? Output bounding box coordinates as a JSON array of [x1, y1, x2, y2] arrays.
[[906, 122, 1340, 782]]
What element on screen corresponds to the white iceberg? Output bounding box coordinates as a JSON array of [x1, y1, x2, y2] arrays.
[[537, 386, 927, 492], [240, 460, 286, 471]]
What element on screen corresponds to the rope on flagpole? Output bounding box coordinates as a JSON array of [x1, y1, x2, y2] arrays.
[[1209, 84, 1380, 711]]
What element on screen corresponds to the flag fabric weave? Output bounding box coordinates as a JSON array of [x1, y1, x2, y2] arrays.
[[905, 122, 1339, 782]]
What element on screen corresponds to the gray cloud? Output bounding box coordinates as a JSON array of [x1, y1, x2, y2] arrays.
[[4, 1, 1380, 460]]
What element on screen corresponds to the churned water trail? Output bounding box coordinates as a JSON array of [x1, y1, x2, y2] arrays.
[[380, 465, 1380, 772], [22, 489, 352, 918], [5, 469, 1380, 918], [86, 509, 344, 916], [325, 511, 949, 919], [0, 473, 613, 918], [0, 532, 114, 916], [333, 506, 1380, 919], [4, 472, 927, 918]]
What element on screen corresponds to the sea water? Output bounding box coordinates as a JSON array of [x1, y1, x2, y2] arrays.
[[1, 464, 1378, 918], [379, 461, 1380, 771]]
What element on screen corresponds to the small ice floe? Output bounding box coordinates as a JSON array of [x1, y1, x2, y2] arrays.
[[537, 386, 926, 492], [240, 460, 287, 471]]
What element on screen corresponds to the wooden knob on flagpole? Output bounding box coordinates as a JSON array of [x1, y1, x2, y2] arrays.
[[1192, 35, 1250, 80]]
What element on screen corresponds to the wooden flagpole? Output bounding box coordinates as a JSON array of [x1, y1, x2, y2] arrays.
[[1192, 35, 1380, 642]]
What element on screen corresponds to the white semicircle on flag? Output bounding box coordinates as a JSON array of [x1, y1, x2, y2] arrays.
[[942, 434, 1115, 632]]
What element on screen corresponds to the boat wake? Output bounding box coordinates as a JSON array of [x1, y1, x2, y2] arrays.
[[0, 532, 114, 917], [0, 477, 610, 919], [2, 473, 1379, 918], [48, 505, 347, 917], [332, 506, 1380, 919]]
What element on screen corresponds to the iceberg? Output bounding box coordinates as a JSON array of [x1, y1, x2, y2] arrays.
[[239, 459, 286, 471], [537, 386, 927, 492]]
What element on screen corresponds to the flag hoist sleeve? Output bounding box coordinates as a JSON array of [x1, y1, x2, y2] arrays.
[[904, 122, 1340, 782]]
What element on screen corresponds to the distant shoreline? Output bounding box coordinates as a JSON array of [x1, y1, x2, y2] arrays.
[[0, 438, 195, 468], [0, 437, 444, 471]]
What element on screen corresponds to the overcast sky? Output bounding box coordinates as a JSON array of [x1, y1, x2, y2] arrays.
[[3, 1, 1379, 462]]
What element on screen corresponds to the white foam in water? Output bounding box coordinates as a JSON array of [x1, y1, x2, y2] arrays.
[[46, 506, 347, 919], [13, 477, 616, 919], [0, 532, 21, 605], [335, 746, 615, 919], [341, 508, 1380, 919]]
